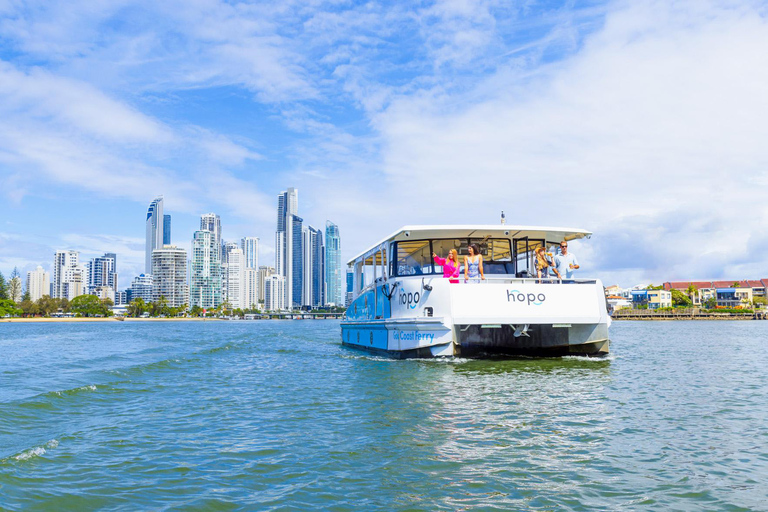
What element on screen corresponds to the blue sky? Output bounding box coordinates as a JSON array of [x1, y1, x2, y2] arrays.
[[1, 0, 767, 288]]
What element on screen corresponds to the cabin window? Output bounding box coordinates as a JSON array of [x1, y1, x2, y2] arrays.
[[395, 240, 432, 276], [361, 249, 386, 288], [471, 238, 513, 275], [474, 239, 512, 262], [394, 238, 514, 276], [431, 239, 464, 274]]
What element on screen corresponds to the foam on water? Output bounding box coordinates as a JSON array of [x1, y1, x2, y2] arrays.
[[47, 384, 99, 399], [11, 440, 58, 462]]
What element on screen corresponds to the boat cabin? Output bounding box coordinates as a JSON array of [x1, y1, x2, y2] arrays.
[[348, 225, 591, 300]]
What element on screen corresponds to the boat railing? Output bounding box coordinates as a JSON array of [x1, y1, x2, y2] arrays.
[[392, 275, 598, 285], [465, 276, 597, 285]]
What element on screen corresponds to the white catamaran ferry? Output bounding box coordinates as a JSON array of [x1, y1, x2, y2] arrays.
[[341, 225, 610, 358]]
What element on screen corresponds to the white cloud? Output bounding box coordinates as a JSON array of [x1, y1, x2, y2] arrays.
[[2, 0, 768, 289], [363, 0, 768, 283], [0, 61, 172, 142]]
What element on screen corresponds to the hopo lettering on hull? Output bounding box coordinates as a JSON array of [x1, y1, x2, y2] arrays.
[[398, 291, 421, 309], [507, 289, 546, 306]]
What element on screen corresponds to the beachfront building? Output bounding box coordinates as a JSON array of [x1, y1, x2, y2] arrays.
[[264, 274, 286, 312], [244, 267, 258, 309], [257, 266, 275, 303], [92, 286, 115, 302], [716, 287, 753, 308], [87, 253, 118, 298], [241, 237, 259, 309], [606, 295, 632, 314], [631, 289, 672, 309], [152, 245, 188, 308], [26, 266, 50, 302], [146, 197, 164, 273], [190, 227, 222, 310], [52, 250, 86, 300], [129, 274, 154, 303], [222, 243, 245, 309], [325, 221, 342, 306]]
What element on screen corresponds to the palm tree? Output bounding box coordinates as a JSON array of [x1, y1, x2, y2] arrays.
[[686, 283, 698, 304]]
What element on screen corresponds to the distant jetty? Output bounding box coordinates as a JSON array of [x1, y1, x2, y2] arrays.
[[613, 308, 767, 321]]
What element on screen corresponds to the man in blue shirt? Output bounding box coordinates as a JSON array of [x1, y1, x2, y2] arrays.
[[554, 241, 580, 279]]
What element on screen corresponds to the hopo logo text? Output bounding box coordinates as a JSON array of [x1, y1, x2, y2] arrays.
[[507, 290, 546, 305], [399, 291, 421, 309]]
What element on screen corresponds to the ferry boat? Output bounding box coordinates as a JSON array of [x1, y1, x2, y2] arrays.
[[341, 225, 610, 358]]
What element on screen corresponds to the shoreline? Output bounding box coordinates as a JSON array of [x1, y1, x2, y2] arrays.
[[1, 317, 225, 323], [613, 316, 759, 321]]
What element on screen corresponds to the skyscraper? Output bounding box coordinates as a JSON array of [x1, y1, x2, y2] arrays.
[[290, 214, 303, 308], [200, 213, 222, 261], [241, 237, 259, 270], [87, 253, 118, 295], [302, 225, 324, 307], [222, 242, 245, 309], [275, 188, 298, 307], [240, 237, 259, 310], [190, 223, 222, 310], [325, 221, 342, 306], [163, 215, 172, 245], [152, 245, 188, 308], [146, 197, 164, 273]]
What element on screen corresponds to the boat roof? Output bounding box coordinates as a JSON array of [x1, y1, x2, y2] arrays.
[[349, 224, 592, 264]]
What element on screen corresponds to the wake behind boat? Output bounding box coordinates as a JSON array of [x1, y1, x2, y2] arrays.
[[341, 225, 610, 358]]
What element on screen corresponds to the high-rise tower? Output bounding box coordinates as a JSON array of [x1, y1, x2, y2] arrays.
[[163, 215, 172, 245], [200, 213, 222, 260], [325, 221, 342, 306], [275, 188, 298, 307], [145, 197, 164, 273]]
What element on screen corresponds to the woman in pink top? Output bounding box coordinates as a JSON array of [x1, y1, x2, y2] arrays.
[[433, 249, 460, 284]]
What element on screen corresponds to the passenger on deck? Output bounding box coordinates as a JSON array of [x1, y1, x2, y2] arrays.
[[464, 244, 485, 282], [554, 241, 580, 279], [535, 247, 560, 279], [433, 249, 460, 284]]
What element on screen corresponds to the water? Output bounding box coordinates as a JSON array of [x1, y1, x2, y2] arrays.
[[1, 320, 767, 511]]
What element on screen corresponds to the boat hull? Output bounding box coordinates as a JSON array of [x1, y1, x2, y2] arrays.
[[341, 276, 611, 359]]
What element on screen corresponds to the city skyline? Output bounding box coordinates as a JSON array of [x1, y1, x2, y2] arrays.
[[0, 188, 341, 312], [2, 1, 768, 288]]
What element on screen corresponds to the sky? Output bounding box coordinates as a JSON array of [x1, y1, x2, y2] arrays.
[[1, 0, 767, 289]]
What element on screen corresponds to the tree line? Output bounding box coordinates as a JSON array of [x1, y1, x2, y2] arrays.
[[2, 270, 346, 318]]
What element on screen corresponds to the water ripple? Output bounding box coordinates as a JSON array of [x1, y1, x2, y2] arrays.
[[0, 320, 767, 510]]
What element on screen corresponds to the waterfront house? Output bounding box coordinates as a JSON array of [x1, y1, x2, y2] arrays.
[[631, 289, 672, 309]]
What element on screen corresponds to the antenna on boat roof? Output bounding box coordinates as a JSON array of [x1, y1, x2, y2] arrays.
[[500, 210, 506, 225]]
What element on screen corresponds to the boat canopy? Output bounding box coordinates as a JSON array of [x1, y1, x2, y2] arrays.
[[348, 225, 591, 265]]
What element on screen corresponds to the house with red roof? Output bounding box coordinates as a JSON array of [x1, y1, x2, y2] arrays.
[[662, 279, 768, 307]]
